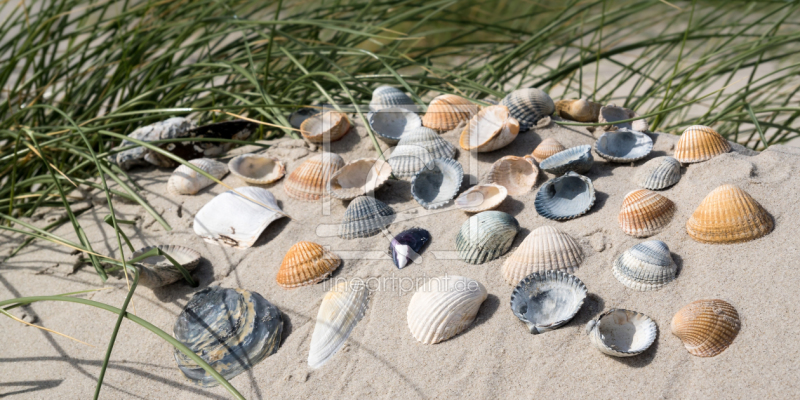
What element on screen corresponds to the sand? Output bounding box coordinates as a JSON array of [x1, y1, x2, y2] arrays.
[[2, 117, 800, 399]]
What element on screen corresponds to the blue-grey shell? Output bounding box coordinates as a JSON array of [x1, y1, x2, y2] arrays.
[[338, 196, 396, 239], [388, 127, 457, 179], [289, 107, 321, 129], [368, 107, 422, 144], [539, 145, 593, 176], [411, 158, 464, 209], [534, 172, 596, 220], [114, 117, 196, 170], [370, 86, 417, 112], [390, 228, 431, 269], [635, 156, 681, 190], [594, 128, 654, 163], [455, 211, 520, 264], [397, 127, 457, 160], [611, 240, 677, 291], [174, 287, 282, 387], [500, 89, 555, 131], [510, 270, 587, 334]]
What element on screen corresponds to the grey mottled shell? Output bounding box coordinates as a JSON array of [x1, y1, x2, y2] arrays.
[[594, 129, 653, 163], [368, 107, 422, 144], [455, 211, 520, 264], [586, 309, 657, 357], [167, 158, 228, 195], [370, 86, 417, 112], [411, 158, 464, 209], [539, 145, 593, 176], [397, 127, 457, 159], [599, 105, 649, 132], [328, 158, 392, 200], [338, 196, 395, 239], [534, 172, 595, 220], [228, 154, 285, 185], [128, 245, 201, 288], [502, 226, 584, 285], [407, 275, 487, 344], [174, 287, 282, 387], [308, 280, 369, 369], [388, 127, 456, 179], [634, 156, 681, 190], [114, 117, 197, 170], [612, 240, 677, 291], [501, 88, 556, 131], [510, 270, 587, 334], [193, 187, 285, 248]]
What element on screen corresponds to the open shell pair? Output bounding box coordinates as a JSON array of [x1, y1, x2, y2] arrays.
[[594, 129, 653, 163], [407, 275, 487, 344], [501, 88, 555, 131], [368, 107, 422, 144], [285, 153, 345, 201], [411, 158, 464, 209], [502, 226, 584, 285], [228, 154, 285, 185], [300, 111, 350, 143], [422, 94, 478, 131], [193, 187, 285, 248], [484, 155, 539, 196], [534, 172, 595, 220], [539, 145, 593, 176], [510, 270, 587, 334], [459, 105, 519, 152], [455, 211, 520, 264], [328, 158, 392, 200], [586, 309, 658, 357], [167, 158, 228, 195]]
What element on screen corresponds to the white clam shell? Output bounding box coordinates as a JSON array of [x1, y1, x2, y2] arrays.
[[586, 309, 658, 357], [502, 225, 584, 285], [368, 107, 422, 144], [634, 156, 681, 190], [308, 280, 369, 369], [228, 154, 285, 185], [410, 158, 464, 209], [594, 128, 653, 163], [407, 275, 487, 344], [510, 270, 587, 334], [129, 245, 201, 288], [455, 184, 508, 212], [612, 240, 677, 291], [167, 158, 228, 195], [327, 158, 392, 200], [459, 105, 519, 152], [193, 187, 285, 248]]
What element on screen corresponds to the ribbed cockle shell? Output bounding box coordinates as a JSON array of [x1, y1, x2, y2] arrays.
[[407, 275, 487, 344], [338, 196, 395, 239], [277, 241, 341, 289], [611, 240, 677, 291], [671, 299, 740, 357], [531, 138, 566, 163], [686, 184, 773, 244], [455, 211, 520, 264], [634, 156, 681, 190], [501, 225, 584, 285], [422, 94, 478, 131], [618, 189, 675, 237], [167, 158, 228, 195], [673, 125, 731, 163], [284, 153, 345, 201], [501, 88, 555, 131], [586, 309, 657, 357]]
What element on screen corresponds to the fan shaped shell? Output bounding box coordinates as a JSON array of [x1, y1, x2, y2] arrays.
[[308, 280, 369, 369], [370, 86, 416, 112], [284, 153, 345, 201], [555, 98, 601, 122], [459, 105, 519, 152], [228, 154, 285, 185], [534, 171, 595, 220], [368, 107, 422, 144], [586, 309, 657, 357], [539, 145, 593, 176], [484, 155, 539, 196], [397, 127, 457, 160], [686, 184, 773, 244], [167, 158, 228, 195], [300, 111, 350, 143], [671, 299, 740, 357], [387, 145, 434, 179], [502, 226, 584, 285], [510, 270, 587, 334], [411, 158, 464, 209], [407, 275, 487, 344], [328, 158, 392, 200], [501, 88, 555, 131], [129, 245, 201, 288], [594, 129, 653, 163], [532, 138, 566, 163], [455, 184, 508, 213], [634, 156, 681, 190], [421, 94, 477, 131], [338, 196, 395, 239], [193, 187, 285, 248], [390, 228, 431, 269], [674, 125, 731, 163], [618, 189, 675, 238], [277, 241, 341, 289], [612, 240, 677, 291], [455, 211, 520, 264]]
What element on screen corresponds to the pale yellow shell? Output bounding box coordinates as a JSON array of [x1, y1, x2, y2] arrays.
[[484, 155, 539, 196], [328, 158, 392, 200], [300, 111, 350, 143], [167, 158, 228, 195], [555, 98, 601, 122], [422, 94, 478, 131], [686, 184, 772, 243], [454, 184, 508, 213], [674, 125, 731, 163]]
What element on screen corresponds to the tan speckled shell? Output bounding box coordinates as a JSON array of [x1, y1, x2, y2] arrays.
[[555, 98, 601, 122], [686, 184, 773, 244], [671, 299, 740, 357], [501, 226, 584, 285], [459, 105, 519, 152], [407, 275, 487, 344], [422, 94, 477, 131], [618, 189, 675, 237], [300, 111, 350, 143], [674, 125, 731, 163], [277, 241, 341, 289], [167, 158, 228, 195], [483, 155, 539, 196], [284, 153, 345, 201], [531, 138, 566, 163]]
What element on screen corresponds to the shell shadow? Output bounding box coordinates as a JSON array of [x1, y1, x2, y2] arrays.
[[672, 252, 684, 278], [252, 215, 290, 248], [568, 293, 605, 327], [152, 258, 214, 302], [609, 331, 659, 368], [462, 293, 501, 334], [584, 190, 609, 217], [509, 227, 531, 248], [378, 179, 413, 205], [496, 197, 525, 217], [279, 311, 293, 347]]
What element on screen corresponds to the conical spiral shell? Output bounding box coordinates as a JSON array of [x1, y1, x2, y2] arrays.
[[300, 111, 350, 143], [483, 155, 539, 196], [611, 240, 677, 291], [459, 105, 519, 152], [308, 280, 369, 368], [338, 196, 395, 239], [370, 86, 416, 112], [167, 158, 228, 195], [555, 98, 601, 122], [422, 94, 478, 131], [686, 184, 773, 244], [634, 156, 681, 190], [284, 153, 345, 201], [277, 241, 341, 289], [501, 88, 555, 131], [674, 125, 731, 163], [407, 275, 487, 344], [671, 299, 740, 357], [532, 138, 566, 163], [501, 226, 584, 285], [455, 211, 520, 264], [618, 189, 675, 238]]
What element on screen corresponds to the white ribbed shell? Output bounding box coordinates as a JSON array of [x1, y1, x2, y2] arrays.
[[308, 281, 369, 369], [407, 276, 487, 344], [501, 225, 584, 285], [167, 158, 228, 195]]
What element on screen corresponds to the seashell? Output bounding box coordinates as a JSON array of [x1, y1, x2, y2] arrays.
[[510, 270, 587, 334], [160, 120, 254, 162], [455, 184, 508, 213], [338, 196, 395, 239], [167, 158, 228, 195], [174, 287, 282, 386], [674, 125, 731, 163], [397, 127, 457, 160], [671, 299, 740, 357], [539, 145, 593, 176], [327, 158, 392, 200], [300, 111, 350, 143], [228, 154, 285, 185], [128, 245, 201, 288], [289, 107, 321, 129], [501, 88, 555, 131], [455, 211, 520, 264], [370, 86, 416, 112], [594, 128, 653, 163], [598, 104, 648, 132], [459, 105, 520, 152], [534, 172, 595, 220], [618, 189, 675, 238], [586, 309, 657, 357], [386, 145, 434, 179], [555, 98, 601, 122], [421, 94, 477, 131], [114, 117, 197, 170], [686, 184, 773, 244], [277, 241, 341, 289], [308, 280, 369, 369], [502, 226, 583, 285], [407, 275, 487, 344], [284, 153, 345, 201], [612, 240, 677, 291], [410, 158, 464, 209], [634, 156, 681, 190], [390, 228, 431, 269], [368, 107, 422, 144], [193, 187, 285, 248], [484, 155, 539, 196], [531, 137, 566, 163]]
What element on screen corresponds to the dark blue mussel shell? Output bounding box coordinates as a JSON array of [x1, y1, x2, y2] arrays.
[[389, 228, 431, 269]]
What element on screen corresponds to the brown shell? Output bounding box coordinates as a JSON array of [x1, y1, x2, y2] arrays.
[[459, 105, 519, 152], [686, 184, 773, 244], [300, 111, 350, 143], [422, 94, 478, 131], [671, 299, 740, 357], [484, 155, 539, 196], [276, 241, 341, 289], [674, 125, 731, 163], [555, 98, 601, 122], [618, 189, 675, 237], [531, 138, 566, 163], [284, 153, 345, 201]]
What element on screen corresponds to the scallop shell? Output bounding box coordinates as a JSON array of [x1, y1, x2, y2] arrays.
[[407, 275, 487, 344], [586, 309, 657, 357], [510, 270, 587, 334], [598, 105, 648, 132], [411, 158, 464, 209], [193, 187, 285, 248], [128, 245, 201, 288], [671, 299, 740, 357], [618, 189, 675, 238], [500, 88, 555, 131], [289, 107, 321, 129], [277, 241, 341, 289], [459, 105, 520, 152], [167, 158, 228, 195], [328, 158, 392, 200], [284, 153, 345, 201], [300, 111, 350, 143], [228, 154, 285, 185], [534, 171, 595, 220], [368, 107, 422, 144], [674, 125, 731, 163], [612, 240, 677, 291], [539, 145, 593, 176], [421, 94, 477, 131], [174, 287, 282, 387], [594, 128, 653, 163], [455, 184, 508, 213], [686, 184, 773, 244], [386, 145, 434, 179], [531, 138, 566, 163], [483, 155, 539, 196], [397, 127, 457, 160], [390, 228, 431, 269], [455, 211, 520, 264], [555, 98, 601, 122], [308, 280, 369, 369], [634, 156, 681, 190], [338, 196, 395, 239], [370, 86, 416, 112], [502, 226, 584, 285]]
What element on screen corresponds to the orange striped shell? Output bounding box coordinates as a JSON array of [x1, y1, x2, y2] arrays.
[[300, 111, 350, 143], [618, 189, 675, 237], [276, 241, 341, 289], [422, 94, 478, 131], [671, 299, 740, 357], [531, 138, 566, 163], [686, 184, 773, 244], [674, 125, 731, 163], [284, 153, 345, 201]]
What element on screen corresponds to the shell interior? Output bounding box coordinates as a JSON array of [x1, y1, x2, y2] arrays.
[[459, 105, 519, 152], [193, 187, 285, 248], [510, 270, 587, 334], [484, 155, 539, 196], [455, 211, 520, 264], [586, 309, 657, 357], [368, 107, 422, 144], [300, 111, 350, 143], [308, 281, 369, 369], [534, 171, 595, 220], [289, 107, 321, 129], [455, 184, 508, 213], [410, 158, 464, 209], [228, 154, 285, 185], [328, 158, 392, 200], [595, 129, 653, 162], [539, 145, 593, 176]]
